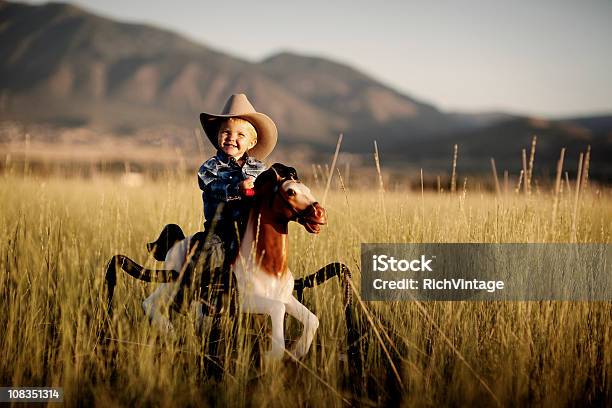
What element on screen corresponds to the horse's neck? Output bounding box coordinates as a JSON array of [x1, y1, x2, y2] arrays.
[[241, 204, 289, 277]]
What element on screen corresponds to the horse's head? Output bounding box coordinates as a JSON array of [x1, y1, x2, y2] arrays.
[[255, 163, 327, 233]]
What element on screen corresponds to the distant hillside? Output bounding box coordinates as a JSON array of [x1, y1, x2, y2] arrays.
[[558, 115, 612, 134], [260, 52, 463, 150], [0, 1, 341, 144], [399, 117, 612, 181], [0, 0, 460, 148], [0, 1, 610, 179]]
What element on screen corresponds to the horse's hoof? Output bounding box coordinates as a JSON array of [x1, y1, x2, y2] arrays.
[[289, 342, 309, 359], [149, 314, 175, 335], [264, 348, 285, 362]]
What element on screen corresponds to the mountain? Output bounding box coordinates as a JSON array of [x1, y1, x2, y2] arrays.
[[400, 116, 612, 181], [0, 1, 342, 144], [557, 115, 612, 134], [447, 111, 520, 129], [260, 52, 464, 150], [0, 1, 610, 179], [0, 0, 459, 149]]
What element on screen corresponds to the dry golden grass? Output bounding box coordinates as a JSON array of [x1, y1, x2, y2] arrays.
[[1, 171, 611, 406]]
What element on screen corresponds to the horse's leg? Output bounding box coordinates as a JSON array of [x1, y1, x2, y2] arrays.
[[142, 283, 176, 333], [294, 262, 351, 304], [285, 295, 319, 358], [241, 295, 286, 360], [190, 300, 205, 332]]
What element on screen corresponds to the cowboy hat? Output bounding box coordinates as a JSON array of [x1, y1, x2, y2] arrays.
[[199, 94, 278, 160]]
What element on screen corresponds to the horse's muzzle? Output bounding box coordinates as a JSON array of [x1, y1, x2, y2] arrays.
[[298, 203, 327, 234]]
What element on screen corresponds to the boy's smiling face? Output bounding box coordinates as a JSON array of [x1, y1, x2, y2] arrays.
[[217, 118, 257, 160]]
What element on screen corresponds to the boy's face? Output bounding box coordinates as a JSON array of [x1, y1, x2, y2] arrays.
[[217, 119, 257, 160]]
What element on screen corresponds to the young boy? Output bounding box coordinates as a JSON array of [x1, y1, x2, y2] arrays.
[[142, 94, 277, 331], [197, 93, 278, 263]]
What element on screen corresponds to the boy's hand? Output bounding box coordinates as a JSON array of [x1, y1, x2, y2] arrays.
[[240, 176, 255, 195]]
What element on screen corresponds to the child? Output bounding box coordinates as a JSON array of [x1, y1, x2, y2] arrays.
[[197, 93, 277, 266], [142, 94, 277, 331]]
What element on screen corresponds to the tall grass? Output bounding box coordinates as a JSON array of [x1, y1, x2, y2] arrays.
[[1, 171, 611, 406]]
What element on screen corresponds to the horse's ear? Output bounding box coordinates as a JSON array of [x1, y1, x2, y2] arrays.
[[285, 166, 298, 180], [254, 167, 280, 191], [269, 163, 299, 180]]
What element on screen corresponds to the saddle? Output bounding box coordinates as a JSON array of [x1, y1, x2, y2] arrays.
[[146, 224, 238, 316]]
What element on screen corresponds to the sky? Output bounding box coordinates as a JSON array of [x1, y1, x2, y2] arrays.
[[27, 0, 612, 118]]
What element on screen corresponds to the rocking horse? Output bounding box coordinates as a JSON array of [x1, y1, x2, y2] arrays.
[[104, 163, 353, 360]]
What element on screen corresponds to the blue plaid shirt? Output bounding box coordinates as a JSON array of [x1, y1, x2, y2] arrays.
[[197, 150, 267, 239]]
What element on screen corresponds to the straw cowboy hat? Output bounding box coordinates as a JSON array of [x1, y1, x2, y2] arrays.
[[200, 94, 278, 160]]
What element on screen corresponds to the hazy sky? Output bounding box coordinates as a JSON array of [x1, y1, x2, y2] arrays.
[[27, 0, 612, 117]]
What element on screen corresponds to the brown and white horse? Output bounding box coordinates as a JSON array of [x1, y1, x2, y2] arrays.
[[234, 163, 327, 358], [105, 164, 335, 360]]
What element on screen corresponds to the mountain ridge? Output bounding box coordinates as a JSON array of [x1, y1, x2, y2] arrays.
[[0, 1, 610, 179], [0, 0, 471, 146]]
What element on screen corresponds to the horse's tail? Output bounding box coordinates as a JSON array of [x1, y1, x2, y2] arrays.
[[104, 254, 181, 316], [294, 262, 352, 307]]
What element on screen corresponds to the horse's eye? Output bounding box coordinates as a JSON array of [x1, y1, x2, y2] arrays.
[[287, 188, 296, 197]]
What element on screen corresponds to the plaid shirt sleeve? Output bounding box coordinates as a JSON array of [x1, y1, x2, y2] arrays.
[[197, 158, 241, 201]]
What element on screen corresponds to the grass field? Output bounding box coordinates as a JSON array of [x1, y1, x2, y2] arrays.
[[1, 169, 611, 406]]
